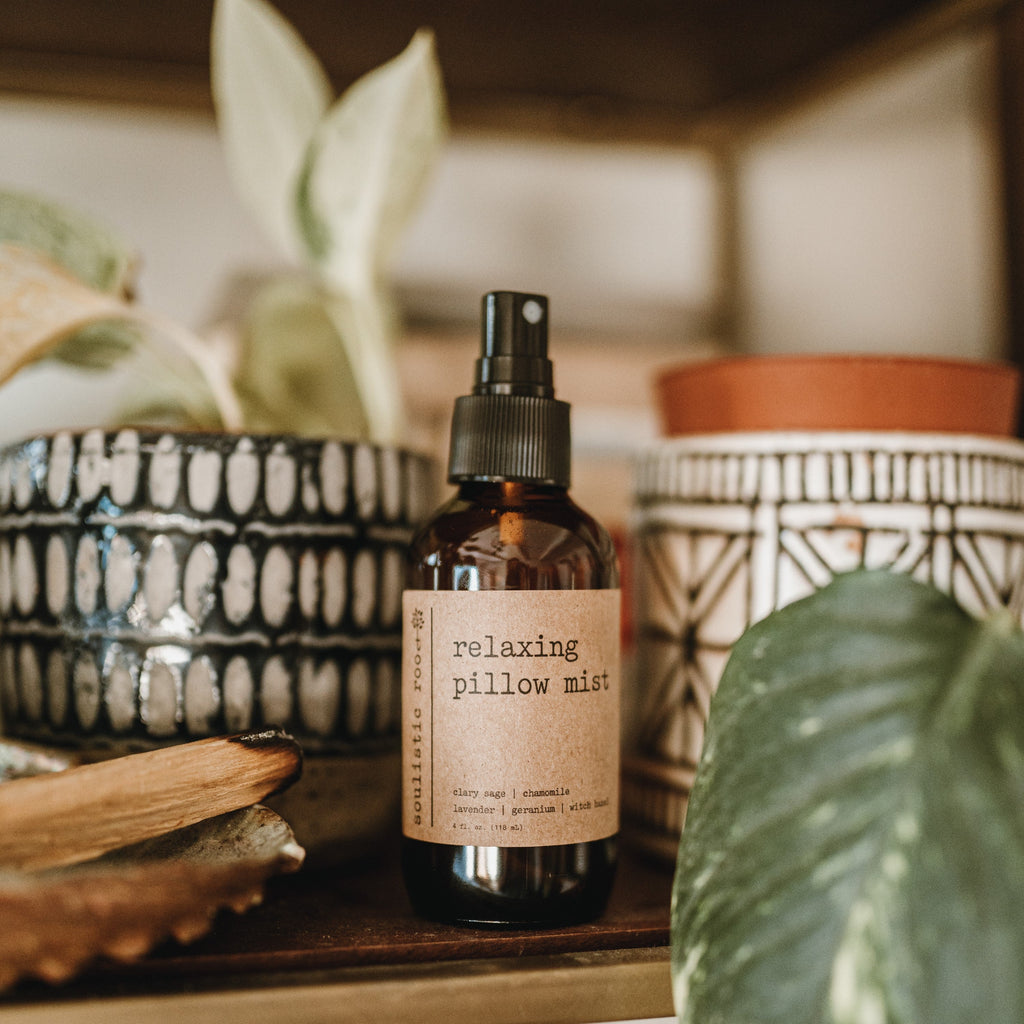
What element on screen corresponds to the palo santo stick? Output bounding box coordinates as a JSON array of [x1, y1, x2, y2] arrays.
[[0, 729, 302, 872]]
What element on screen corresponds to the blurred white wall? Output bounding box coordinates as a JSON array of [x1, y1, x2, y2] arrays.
[[0, 100, 278, 327], [735, 30, 1006, 360], [0, 96, 720, 440], [0, 98, 720, 333], [0, 27, 1010, 445]]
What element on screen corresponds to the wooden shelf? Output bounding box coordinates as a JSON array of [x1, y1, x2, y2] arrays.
[[0, 0, 1013, 142], [1, 841, 676, 1023]]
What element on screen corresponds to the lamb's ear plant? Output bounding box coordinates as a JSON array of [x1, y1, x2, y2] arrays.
[[0, 199, 243, 429], [0, 0, 446, 442], [211, 0, 447, 444], [671, 569, 1024, 1024]]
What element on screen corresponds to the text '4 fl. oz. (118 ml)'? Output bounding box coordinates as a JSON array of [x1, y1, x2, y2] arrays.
[[400, 290, 621, 927]]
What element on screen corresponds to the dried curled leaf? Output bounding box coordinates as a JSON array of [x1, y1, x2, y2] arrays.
[[0, 244, 243, 430], [0, 806, 304, 991], [0, 189, 136, 296], [0, 242, 126, 384]]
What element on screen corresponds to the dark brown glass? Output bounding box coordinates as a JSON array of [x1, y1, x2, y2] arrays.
[[402, 480, 619, 927]]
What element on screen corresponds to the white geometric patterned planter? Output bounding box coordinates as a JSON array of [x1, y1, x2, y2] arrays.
[[625, 431, 1024, 862], [0, 429, 434, 861]]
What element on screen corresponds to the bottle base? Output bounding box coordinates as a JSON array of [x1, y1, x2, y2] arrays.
[[401, 836, 618, 929]]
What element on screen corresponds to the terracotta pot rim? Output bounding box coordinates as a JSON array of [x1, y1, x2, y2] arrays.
[[655, 353, 1022, 437], [656, 352, 1019, 380]]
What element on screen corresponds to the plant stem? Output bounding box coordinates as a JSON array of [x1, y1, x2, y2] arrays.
[[326, 279, 403, 445], [129, 309, 245, 432]]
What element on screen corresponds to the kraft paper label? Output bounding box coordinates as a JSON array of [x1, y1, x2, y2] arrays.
[[401, 589, 621, 847]]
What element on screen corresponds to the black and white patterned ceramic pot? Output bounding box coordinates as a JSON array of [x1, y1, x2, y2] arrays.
[[0, 430, 434, 858], [625, 430, 1024, 862]]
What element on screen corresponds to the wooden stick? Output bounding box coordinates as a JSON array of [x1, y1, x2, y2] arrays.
[[0, 730, 302, 872]]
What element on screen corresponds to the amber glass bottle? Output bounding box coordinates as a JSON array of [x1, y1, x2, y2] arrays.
[[401, 291, 621, 927]]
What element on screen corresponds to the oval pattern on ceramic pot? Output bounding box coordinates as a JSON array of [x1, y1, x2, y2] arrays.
[[353, 444, 377, 520], [260, 655, 292, 728], [47, 432, 75, 508], [149, 434, 182, 510], [12, 451, 33, 510], [74, 535, 100, 618], [300, 459, 320, 513], [46, 649, 68, 728], [76, 429, 106, 503], [320, 441, 348, 516], [18, 643, 43, 723], [260, 544, 294, 627], [379, 546, 403, 629], [226, 438, 260, 516], [265, 442, 297, 517], [223, 655, 254, 732], [183, 541, 218, 626], [144, 536, 179, 624], [379, 446, 402, 522], [374, 657, 398, 734], [298, 657, 340, 737], [73, 653, 101, 731], [222, 544, 257, 625], [13, 535, 38, 617], [184, 656, 219, 735], [297, 548, 319, 620], [141, 656, 180, 737], [109, 430, 141, 507], [105, 533, 137, 613], [103, 646, 136, 733], [45, 535, 70, 617], [0, 451, 11, 511], [405, 455, 428, 525], [321, 548, 347, 627], [0, 540, 12, 616], [351, 548, 377, 630], [0, 646, 17, 719], [187, 447, 223, 514], [345, 657, 372, 738]]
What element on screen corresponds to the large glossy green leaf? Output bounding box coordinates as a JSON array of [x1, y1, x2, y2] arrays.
[[671, 569, 1024, 1024], [211, 0, 332, 260]]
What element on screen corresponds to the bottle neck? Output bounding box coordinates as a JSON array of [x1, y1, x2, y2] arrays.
[[456, 479, 568, 506]]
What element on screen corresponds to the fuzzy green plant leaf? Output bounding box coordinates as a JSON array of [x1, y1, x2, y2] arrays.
[[47, 322, 142, 371], [233, 277, 369, 437], [116, 386, 222, 432], [212, 1, 447, 443], [295, 28, 446, 288], [288, 28, 444, 443], [671, 569, 1024, 1024], [211, 0, 332, 260]]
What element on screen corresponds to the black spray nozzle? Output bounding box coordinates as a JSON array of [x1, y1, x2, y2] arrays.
[[474, 291, 554, 397], [448, 289, 570, 487]]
